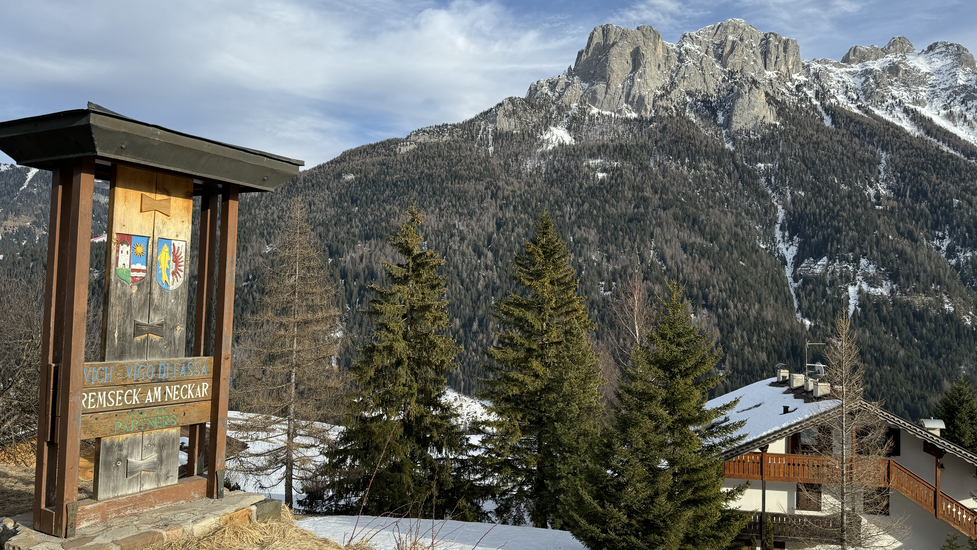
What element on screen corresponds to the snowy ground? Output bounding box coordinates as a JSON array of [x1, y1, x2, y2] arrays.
[[218, 390, 580, 550], [222, 389, 494, 502], [297, 515, 586, 550]]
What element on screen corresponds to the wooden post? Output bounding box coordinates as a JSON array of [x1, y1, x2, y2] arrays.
[[34, 164, 68, 534], [936, 455, 942, 518], [208, 185, 238, 498], [188, 192, 219, 476], [50, 158, 95, 538]]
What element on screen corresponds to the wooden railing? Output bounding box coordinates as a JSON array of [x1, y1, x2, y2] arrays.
[[888, 461, 934, 512], [726, 453, 977, 539], [739, 512, 860, 544]]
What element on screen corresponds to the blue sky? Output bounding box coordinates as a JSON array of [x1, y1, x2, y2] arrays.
[[0, 0, 973, 168]]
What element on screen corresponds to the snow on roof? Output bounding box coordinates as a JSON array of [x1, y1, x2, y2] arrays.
[[708, 377, 840, 449]]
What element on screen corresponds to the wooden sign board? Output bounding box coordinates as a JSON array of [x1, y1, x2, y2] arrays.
[[0, 104, 294, 537], [92, 164, 197, 501], [80, 357, 213, 439]]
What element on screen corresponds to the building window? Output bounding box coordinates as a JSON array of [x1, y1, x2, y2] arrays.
[[864, 487, 891, 515], [797, 483, 821, 511], [797, 427, 831, 455], [885, 428, 900, 457]]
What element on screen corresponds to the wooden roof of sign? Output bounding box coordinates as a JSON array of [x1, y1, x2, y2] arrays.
[[0, 102, 303, 192]]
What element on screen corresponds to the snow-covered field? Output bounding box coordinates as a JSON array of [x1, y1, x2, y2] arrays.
[[297, 515, 586, 550], [219, 391, 584, 550]]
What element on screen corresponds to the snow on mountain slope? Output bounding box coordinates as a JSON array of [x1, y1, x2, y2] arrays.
[[806, 38, 977, 151]]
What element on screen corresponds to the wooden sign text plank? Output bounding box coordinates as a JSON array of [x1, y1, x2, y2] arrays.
[[81, 379, 211, 414], [81, 401, 211, 440], [83, 356, 212, 388]]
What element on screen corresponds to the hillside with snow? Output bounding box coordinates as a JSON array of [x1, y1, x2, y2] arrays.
[[3, 19, 977, 420]]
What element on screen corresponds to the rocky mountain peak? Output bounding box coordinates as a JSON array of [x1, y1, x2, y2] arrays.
[[841, 44, 886, 64], [884, 36, 915, 55], [842, 36, 916, 64], [524, 19, 800, 132], [922, 41, 977, 71]]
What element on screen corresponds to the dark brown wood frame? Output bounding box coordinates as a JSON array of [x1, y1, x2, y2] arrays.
[[32, 158, 240, 537]]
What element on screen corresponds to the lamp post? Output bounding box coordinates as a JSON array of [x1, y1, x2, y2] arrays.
[[760, 444, 769, 549]]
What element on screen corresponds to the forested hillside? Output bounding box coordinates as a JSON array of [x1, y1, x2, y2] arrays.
[[2, 20, 977, 421], [230, 95, 977, 419]]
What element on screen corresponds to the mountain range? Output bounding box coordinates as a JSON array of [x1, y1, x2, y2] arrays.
[[3, 19, 976, 420]]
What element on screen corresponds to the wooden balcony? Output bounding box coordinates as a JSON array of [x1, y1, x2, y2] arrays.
[[725, 452, 977, 539], [738, 512, 861, 545]]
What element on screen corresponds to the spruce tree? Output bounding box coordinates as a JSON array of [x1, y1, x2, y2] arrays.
[[318, 206, 475, 518], [567, 280, 748, 550], [480, 212, 603, 528], [934, 376, 977, 453]]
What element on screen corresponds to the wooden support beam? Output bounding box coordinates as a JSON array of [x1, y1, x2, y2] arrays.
[[34, 165, 68, 526], [208, 185, 238, 498], [52, 157, 95, 537], [188, 193, 219, 477]]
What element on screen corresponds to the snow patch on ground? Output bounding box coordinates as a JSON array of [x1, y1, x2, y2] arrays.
[[585, 104, 639, 119], [19, 168, 39, 192], [928, 227, 975, 266], [444, 388, 495, 430], [224, 389, 492, 502], [804, 88, 832, 127], [868, 151, 892, 202], [298, 515, 586, 550], [224, 410, 340, 502]]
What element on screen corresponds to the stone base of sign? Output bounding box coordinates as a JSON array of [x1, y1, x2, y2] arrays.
[[0, 492, 280, 550]]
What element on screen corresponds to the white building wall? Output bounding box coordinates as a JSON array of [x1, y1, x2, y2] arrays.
[[725, 479, 795, 514], [865, 491, 964, 550], [893, 428, 938, 486], [782, 492, 965, 550], [938, 452, 977, 508]]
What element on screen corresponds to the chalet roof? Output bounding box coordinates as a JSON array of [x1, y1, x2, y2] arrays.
[[0, 103, 303, 192], [874, 407, 977, 468], [709, 377, 840, 460], [710, 377, 977, 467]]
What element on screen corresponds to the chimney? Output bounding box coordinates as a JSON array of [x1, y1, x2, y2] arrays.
[[920, 418, 946, 437], [775, 364, 789, 382]]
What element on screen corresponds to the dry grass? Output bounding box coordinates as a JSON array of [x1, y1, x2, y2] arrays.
[[0, 461, 94, 519], [145, 508, 374, 550], [0, 463, 35, 518]]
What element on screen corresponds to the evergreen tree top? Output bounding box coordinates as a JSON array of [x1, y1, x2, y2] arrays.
[[495, 211, 594, 337]]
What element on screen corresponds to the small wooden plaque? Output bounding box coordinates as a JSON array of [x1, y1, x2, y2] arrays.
[[81, 401, 211, 440]]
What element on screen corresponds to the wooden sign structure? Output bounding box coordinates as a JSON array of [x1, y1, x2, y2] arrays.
[[0, 103, 303, 537]]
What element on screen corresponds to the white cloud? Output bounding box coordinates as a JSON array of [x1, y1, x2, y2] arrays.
[[0, 0, 575, 167], [614, 0, 710, 37], [0, 0, 973, 168]]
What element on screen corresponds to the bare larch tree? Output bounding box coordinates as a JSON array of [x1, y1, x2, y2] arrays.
[[231, 205, 345, 508]]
